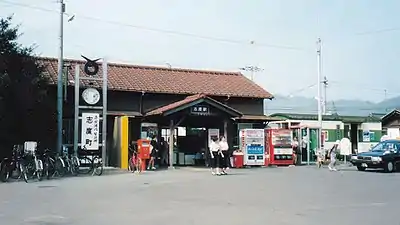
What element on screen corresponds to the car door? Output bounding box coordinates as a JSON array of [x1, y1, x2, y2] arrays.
[[394, 143, 400, 169]]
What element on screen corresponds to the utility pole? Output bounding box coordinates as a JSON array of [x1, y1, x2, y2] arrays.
[[322, 76, 328, 115], [57, 0, 65, 154], [384, 89, 388, 112], [239, 65, 264, 81], [316, 38, 323, 152]]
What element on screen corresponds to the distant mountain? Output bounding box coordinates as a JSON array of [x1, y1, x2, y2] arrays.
[[264, 95, 398, 116]]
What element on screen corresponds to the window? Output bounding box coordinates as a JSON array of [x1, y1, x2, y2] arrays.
[[371, 141, 400, 152]]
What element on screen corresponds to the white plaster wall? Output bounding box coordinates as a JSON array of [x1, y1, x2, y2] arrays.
[[361, 122, 381, 131], [297, 120, 343, 129], [357, 142, 378, 153]]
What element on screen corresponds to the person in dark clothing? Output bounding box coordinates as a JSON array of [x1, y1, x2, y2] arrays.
[[159, 137, 169, 167], [148, 136, 158, 170]]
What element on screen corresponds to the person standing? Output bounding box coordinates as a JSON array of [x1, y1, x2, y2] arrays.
[[159, 137, 169, 167], [209, 136, 221, 176], [328, 140, 340, 171], [148, 136, 158, 170], [292, 137, 299, 165], [219, 136, 229, 175]]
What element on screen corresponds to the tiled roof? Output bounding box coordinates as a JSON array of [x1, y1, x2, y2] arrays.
[[146, 94, 242, 116], [38, 57, 273, 99], [146, 94, 205, 116], [381, 109, 400, 122]]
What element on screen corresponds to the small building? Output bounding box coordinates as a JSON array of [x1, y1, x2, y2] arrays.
[[269, 113, 382, 153], [381, 109, 400, 138], [39, 57, 277, 168]]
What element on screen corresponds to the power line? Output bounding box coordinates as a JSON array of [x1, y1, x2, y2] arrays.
[[0, 0, 309, 51], [355, 27, 400, 36]]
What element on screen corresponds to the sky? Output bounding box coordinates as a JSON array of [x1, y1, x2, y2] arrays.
[[1, 0, 400, 102]]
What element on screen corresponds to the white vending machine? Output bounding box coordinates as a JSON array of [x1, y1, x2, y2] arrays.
[[239, 129, 265, 166]]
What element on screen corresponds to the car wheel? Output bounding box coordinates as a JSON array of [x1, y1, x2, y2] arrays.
[[384, 161, 395, 173], [357, 166, 366, 171]]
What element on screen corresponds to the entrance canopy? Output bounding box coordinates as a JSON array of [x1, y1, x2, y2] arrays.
[[145, 94, 243, 118]]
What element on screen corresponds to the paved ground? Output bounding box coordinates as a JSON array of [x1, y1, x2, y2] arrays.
[[0, 165, 399, 225]]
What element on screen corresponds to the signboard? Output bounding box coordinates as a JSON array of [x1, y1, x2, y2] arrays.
[[362, 130, 370, 142], [191, 105, 210, 115], [81, 113, 100, 150], [339, 138, 351, 156], [247, 145, 264, 154]]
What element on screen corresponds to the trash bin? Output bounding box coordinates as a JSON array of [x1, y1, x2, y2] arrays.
[[233, 151, 244, 168]]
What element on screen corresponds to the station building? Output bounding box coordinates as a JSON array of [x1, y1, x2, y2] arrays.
[[39, 57, 275, 168]]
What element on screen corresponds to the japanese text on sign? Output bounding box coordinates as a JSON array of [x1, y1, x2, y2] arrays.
[[191, 105, 209, 114], [81, 113, 100, 150]]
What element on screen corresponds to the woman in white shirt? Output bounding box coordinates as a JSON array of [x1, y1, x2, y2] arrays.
[[219, 136, 229, 175], [209, 136, 221, 175]]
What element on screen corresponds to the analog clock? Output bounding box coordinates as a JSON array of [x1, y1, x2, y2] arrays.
[[82, 88, 100, 105]]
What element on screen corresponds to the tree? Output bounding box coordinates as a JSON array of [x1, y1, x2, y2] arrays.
[[0, 16, 56, 157]]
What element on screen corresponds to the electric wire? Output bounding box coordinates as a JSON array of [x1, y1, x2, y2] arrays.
[[0, 0, 309, 51]]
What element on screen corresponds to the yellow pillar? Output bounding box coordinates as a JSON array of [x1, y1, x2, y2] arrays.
[[120, 116, 129, 169]]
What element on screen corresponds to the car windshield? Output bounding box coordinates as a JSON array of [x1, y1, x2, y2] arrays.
[[371, 141, 400, 152]]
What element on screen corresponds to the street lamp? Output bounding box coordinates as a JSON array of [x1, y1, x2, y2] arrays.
[[57, 0, 75, 154]]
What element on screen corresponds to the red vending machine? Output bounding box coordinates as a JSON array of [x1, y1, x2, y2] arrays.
[[265, 128, 294, 166]]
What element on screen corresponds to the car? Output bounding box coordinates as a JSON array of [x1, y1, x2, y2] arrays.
[[350, 139, 400, 173]]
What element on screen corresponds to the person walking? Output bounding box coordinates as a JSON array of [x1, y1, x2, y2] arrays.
[[209, 136, 221, 176], [328, 140, 340, 171], [219, 136, 229, 175]]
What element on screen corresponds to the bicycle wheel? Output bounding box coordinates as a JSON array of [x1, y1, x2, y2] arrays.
[[44, 158, 55, 180], [36, 159, 43, 181], [19, 164, 28, 183], [70, 156, 79, 176], [55, 157, 65, 177], [92, 157, 103, 176], [78, 157, 93, 174], [0, 161, 10, 182]]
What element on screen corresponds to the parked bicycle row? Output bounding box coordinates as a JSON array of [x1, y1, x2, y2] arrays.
[[0, 144, 103, 183]]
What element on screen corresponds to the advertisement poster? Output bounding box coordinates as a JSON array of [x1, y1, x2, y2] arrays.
[[81, 113, 100, 150], [362, 130, 370, 142]]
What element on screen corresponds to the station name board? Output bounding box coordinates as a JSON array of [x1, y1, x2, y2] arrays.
[[190, 105, 210, 115]]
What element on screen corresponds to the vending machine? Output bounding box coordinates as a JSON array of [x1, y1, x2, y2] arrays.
[[239, 129, 265, 166], [266, 128, 293, 166]]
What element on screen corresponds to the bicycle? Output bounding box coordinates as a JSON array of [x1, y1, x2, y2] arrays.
[[0, 145, 28, 183], [25, 149, 44, 181], [42, 149, 56, 180], [78, 145, 103, 176]]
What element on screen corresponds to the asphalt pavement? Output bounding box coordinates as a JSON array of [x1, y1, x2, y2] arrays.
[[0, 165, 399, 225]]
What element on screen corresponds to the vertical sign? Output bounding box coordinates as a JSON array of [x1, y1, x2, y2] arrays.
[[81, 113, 100, 150]]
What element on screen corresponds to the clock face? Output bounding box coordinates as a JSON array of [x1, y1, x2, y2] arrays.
[[82, 88, 100, 105]]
